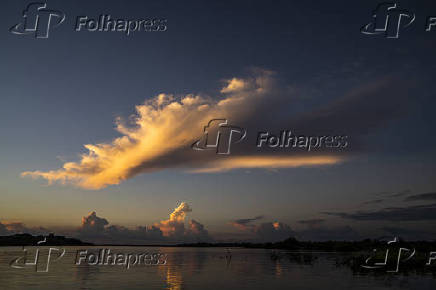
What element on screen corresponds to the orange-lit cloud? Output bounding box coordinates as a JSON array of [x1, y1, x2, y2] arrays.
[[229, 216, 295, 242], [191, 155, 342, 173], [151, 202, 210, 241], [81, 211, 109, 233], [0, 220, 49, 235], [229, 215, 264, 231], [154, 202, 192, 237], [21, 70, 346, 189], [73, 202, 210, 243]]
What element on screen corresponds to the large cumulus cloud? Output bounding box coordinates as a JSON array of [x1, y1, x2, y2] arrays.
[[20, 68, 414, 189], [20, 70, 352, 189]]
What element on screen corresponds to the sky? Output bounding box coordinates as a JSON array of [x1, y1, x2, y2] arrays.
[[1, 0, 436, 243]]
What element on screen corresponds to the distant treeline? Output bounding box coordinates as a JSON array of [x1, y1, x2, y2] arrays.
[[2, 234, 436, 252], [0, 233, 93, 246], [177, 236, 436, 252]]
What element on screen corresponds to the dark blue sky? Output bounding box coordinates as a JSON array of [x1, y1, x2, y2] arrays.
[[1, 0, 436, 242]]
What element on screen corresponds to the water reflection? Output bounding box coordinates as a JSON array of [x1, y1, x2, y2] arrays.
[[0, 247, 435, 289], [164, 266, 183, 290]]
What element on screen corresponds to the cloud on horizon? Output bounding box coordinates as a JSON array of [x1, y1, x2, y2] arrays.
[[75, 202, 211, 244], [0, 221, 49, 236], [359, 189, 413, 207], [229, 215, 295, 242], [324, 203, 436, 221], [229, 215, 363, 241], [0, 202, 211, 244], [229, 215, 264, 230], [404, 192, 436, 202]]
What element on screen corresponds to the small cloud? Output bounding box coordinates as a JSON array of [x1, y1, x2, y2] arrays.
[[0, 220, 49, 235], [324, 203, 436, 221], [229, 215, 264, 230], [297, 218, 325, 226], [191, 156, 342, 173], [220, 78, 247, 93], [81, 211, 109, 234], [404, 192, 436, 202], [230, 216, 294, 242], [375, 189, 411, 198], [154, 202, 193, 238], [188, 219, 210, 241], [255, 222, 295, 242]]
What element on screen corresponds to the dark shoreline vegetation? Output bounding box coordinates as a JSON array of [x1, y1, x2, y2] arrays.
[[177, 237, 436, 252], [1, 234, 436, 274], [1, 234, 436, 251], [0, 233, 93, 246]]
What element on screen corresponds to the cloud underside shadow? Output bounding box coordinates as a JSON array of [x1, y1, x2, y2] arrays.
[[21, 69, 411, 189]]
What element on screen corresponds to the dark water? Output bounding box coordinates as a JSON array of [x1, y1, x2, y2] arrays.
[[0, 246, 435, 289]]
